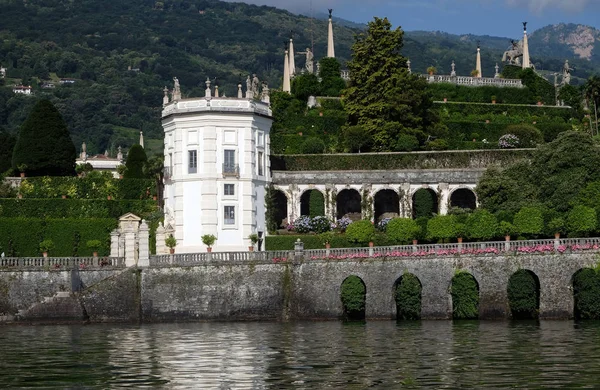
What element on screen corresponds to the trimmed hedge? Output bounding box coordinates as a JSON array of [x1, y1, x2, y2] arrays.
[[428, 83, 536, 104], [19, 177, 156, 200], [451, 271, 480, 319], [0, 199, 157, 219], [507, 269, 539, 319], [0, 218, 117, 257], [271, 149, 534, 171], [434, 102, 574, 121]]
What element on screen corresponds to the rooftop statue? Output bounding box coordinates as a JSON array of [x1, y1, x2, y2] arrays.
[[298, 48, 314, 74], [502, 40, 523, 65], [252, 74, 260, 97]]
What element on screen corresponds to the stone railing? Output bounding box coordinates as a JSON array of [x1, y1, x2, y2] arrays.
[[148, 237, 600, 266], [0, 256, 126, 269], [423, 74, 523, 88]]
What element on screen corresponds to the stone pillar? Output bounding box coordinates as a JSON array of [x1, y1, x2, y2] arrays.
[[123, 227, 137, 267], [327, 12, 335, 58], [438, 183, 450, 215], [399, 183, 412, 218], [110, 230, 120, 258], [156, 223, 166, 255], [138, 220, 150, 267], [475, 45, 482, 78], [294, 238, 304, 264], [522, 23, 531, 69], [283, 50, 291, 93]]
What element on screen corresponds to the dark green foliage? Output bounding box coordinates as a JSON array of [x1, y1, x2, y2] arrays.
[[394, 134, 420, 152], [345, 220, 376, 245], [502, 124, 543, 148], [413, 189, 435, 219], [340, 275, 366, 320], [427, 83, 536, 104], [573, 268, 600, 320], [386, 218, 421, 244], [0, 199, 156, 219], [558, 84, 583, 111], [476, 163, 537, 215], [18, 176, 155, 199], [395, 273, 422, 320], [124, 144, 148, 179], [271, 149, 533, 171], [0, 132, 16, 173], [265, 185, 278, 235], [343, 125, 372, 153], [519, 68, 556, 105], [308, 190, 325, 218], [513, 206, 544, 237], [266, 234, 355, 250], [344, 17, 440, 151], [291, 73, 320, 101], [466, 209, 498, 240], [300, 137, 325, 154], [12, 100, 76, 176], [507, 270, 539, 319], [427, 215, 458, 242], [318, 58, 346, 97], [451, 271, 479, 320], [0, 218, 116, 257], [566, 205, 597, 237]]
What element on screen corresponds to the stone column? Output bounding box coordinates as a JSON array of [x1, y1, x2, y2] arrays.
[[123, 227, 137, 267], [138, 220, 150, 267], [110, 230, 120, 258], [399, 183, 412, 218], [438, 183, 450, 215], [156, 223, 166, 255]]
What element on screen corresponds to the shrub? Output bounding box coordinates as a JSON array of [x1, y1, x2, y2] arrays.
[[310, 216, 332, 234], [341, 275, 366, 320], [427, 215, 458, 243], [394, 134, 420, 152], [503, 124, 543, 148], [201, 234, 216, 247], [300, 137, 326, 154], [345, 220, 376, 245], [498, 134, 519, 149], [507, 270, 539, 319], [466, 209, 498, 240], [386, 218, 421, 245], [290, 215, 312, 234], [573, 268, 600, 320], [395, 273, 422, 320], [567, 205, 597, 237], [513, 207, 544, 237], [86, 239, 102, 251], [451, 271, 479, 319]]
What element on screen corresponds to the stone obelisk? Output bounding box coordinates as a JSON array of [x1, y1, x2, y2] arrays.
[[327, 9, 335, 58], [289, 35, 296, 77], [476, 43, 482, 78], [283, 48, 291, 93], [522, 22, 531, 69]]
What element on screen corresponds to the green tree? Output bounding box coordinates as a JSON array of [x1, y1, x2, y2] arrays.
[[300, 137, 325, 154], [12, 99, 76, 176], [386, 218, 421, 244], [318, 57, 346, 97], [343, 125, 372, 153], [124, 144, 148, 179], [513, 206, 544, 238], [345, 220, 376, 245], [466, 209, 498, 241], [291, 73, 320, 101], [566, 205, 597, 237], [144, 155, 164, 207], [343, 17, 440, 151], [426, 215, 458, 243]]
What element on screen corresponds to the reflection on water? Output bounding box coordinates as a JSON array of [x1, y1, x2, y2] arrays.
[[1, 321, 600, 388]]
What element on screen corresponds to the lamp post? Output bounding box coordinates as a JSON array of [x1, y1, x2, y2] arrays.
[[258, 231, 264, 252]]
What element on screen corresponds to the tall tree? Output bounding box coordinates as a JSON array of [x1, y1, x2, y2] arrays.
[[124, 144, 148, 179], [318, 57, 346, 97], [343, 17, 441, 151], [12, 99, 76, 176]]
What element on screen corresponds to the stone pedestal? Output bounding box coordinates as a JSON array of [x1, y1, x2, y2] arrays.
[[138, 220, 150, 267]]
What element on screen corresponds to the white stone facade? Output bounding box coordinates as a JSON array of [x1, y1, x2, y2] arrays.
[[161, 97, 272, 253]]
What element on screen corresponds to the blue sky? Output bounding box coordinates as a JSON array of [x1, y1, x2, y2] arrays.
[[225, 0, 600, 37]]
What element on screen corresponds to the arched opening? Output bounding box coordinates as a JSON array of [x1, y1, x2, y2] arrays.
[[394, 273, 422, 320], [374, 189, 400, 222], [572, 268, 600, 320], [300, 189, 325, 218], [450, 188, 477, 210], [451, 271, 479, 320], [507, 269, 540, 319], [336, 189, 362, 220], [272, 190, 288, 229], [412, 188, 438, 219], [341, 275, 366, 321]]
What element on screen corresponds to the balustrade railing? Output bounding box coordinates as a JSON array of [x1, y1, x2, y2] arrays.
[[0, 257, 125, 269]]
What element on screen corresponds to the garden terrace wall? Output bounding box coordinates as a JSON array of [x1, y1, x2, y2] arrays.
[[270, 149, 534, 171], [18, 177, 156, 199]]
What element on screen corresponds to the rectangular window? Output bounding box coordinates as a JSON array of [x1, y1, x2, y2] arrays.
[[258, 151, 264, 176], [223, 149, 237, 175], [224, 184, 235, 196], [224, 206, 235, 225], [188, 150, 197, 173]]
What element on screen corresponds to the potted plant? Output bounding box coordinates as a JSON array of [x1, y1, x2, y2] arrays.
[[116, 164, 126, 179], [456, 223, 467, 244], [548, 218, 565, 240], [470, 69, 479, 77], [39, 239, 54, 258], [201, 234, 217, 252], [535, 96, 542, 106], [427, 66, 436, 76], [17, 163, 27, 178], [248, 233, 259, 251], [86, 239, 102, 257], [491, 95, 497, 104], [319, 231, 335, 249], [499, 221, 516, 241], [165, 234, 177, 254]]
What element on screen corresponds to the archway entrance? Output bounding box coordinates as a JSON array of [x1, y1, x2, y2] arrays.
[[272, 190, 288, 229], [507, 269, 540, 319], [374, 189, 400, 222], [336, 189, 362, 220], [451, 271, 479, 319], [300, 189, 325, 217], [394, 273, 422, 320], [412, 188, 438, 219], [450, 189, 477, 210], [341, 275, 366, 321]]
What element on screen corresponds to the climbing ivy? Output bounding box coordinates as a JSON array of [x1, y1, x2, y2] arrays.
[[573, 267, 600, 320], [395, 273, 422, 320], [507, 269, 539, 319], [341, 275, 366, 320], [451, 271, 479, 319]]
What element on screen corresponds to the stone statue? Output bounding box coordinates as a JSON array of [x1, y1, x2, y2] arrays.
[[450, 60, 456, 77], [246, 75, 251, 93], [81, 142, 87, 160], [261, 81, 270, 103], [298, 48, 314, 74], [172, 77, 181, 100], [252, 74, 260, 97], [328, 8, 333, 18], [562, 60, 572, 85], [502, 40, 523, 65]]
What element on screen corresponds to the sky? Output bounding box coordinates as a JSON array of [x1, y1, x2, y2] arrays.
[[224, 0, 600, 37]]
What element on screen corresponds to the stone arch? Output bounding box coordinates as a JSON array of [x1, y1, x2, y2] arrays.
[[449, 188, 477, 210], [412, 188, 438, 219], [340, 275, 366, 321], [374, 189, 400, 222], [507, 269, 540, 320], [271, 189, 288, 229], [571, 268, 600, 320], [393, 273, 422, 321], [336, 189, 362, 220], [450, 271, 480, 320], [300, 189, 325, 217]]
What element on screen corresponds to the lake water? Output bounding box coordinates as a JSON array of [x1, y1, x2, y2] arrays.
[[1, 321, 600, 388]]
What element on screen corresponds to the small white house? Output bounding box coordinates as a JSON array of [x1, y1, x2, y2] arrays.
[[161, 85, 272, 253], [12, 85, 32, 95]]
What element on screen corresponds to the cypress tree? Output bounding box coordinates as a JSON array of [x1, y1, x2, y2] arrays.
[[124, 144, 148, 179], [12, 99, 76, 176]]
